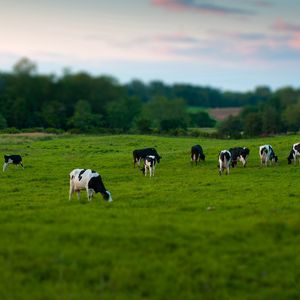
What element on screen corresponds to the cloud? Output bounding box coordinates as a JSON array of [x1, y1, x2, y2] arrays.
[[271, 18, 300, 33], [151, 0, 255, 16], [254, 1, 272, 7], [271, 19, 300, 50]]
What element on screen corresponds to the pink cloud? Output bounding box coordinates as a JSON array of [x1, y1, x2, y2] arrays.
[[272, 18, 300, 32], [288, 34, 300, 49], [151, 0, 254, 15]]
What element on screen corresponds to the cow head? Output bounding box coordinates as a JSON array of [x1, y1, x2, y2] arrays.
[[103, 191, 112, 202]]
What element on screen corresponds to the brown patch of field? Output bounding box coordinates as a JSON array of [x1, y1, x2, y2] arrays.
[[2, 132, 55, 137], [208, 107, 242, 121], [16, 132, 55, 137]]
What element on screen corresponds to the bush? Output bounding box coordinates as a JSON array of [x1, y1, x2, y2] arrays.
[[0, 127, 21, 134]]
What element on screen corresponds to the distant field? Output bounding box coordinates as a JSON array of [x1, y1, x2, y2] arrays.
[[0, 134, 300, 300], [186, 106, 207, 113]]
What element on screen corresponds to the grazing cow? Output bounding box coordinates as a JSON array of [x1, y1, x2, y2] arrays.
[[229, 147, 250, 168], [141, 155, 157, 177], [3, 155, 24, 172], [191, 144, 205, 165], [69, 169, 112, 202], [218, 150, 232, 175], [133, 147, 161, 168], [287, 142, 300, 164], [259, 145, 278, 166]]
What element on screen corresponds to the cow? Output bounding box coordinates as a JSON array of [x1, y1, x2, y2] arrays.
[[141, 155, 157, 177], [133, 147, 161, 168], [229, 147, 250, 168], [259, 145, 278, 166], [3, 155, 24, 172], [69, 169, 112, 202], [287, 142, 300, 164], [191, 144, 205, 165], [218, 150, 232, 175]]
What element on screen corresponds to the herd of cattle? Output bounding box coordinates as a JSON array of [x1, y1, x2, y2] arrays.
[[2, 142, 300, 202], [133, 142, 300, 176]]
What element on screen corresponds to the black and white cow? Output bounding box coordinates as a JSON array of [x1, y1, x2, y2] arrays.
[[287, 142, 300, 164], [218, 150, 232, 175], [3, 155, 24, 172], [259, 144, 278, 166], [141, 155, 157, 177], [69, 169, 112, 202], [133, 147, 161, 168], [229, 147, 250, 168], [191, 144, 205, 165]]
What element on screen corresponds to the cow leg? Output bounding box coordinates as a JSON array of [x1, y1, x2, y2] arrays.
[[20, 162, 24, 169], [3, 163, 8, 172], [144, 166, 147, 176], [69, 184, 74, 200], [87, 188, 94, 201], [77, 191, 81, 200]]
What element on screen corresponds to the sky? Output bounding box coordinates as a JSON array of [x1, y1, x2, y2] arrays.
[[1, 0, 300, 91]]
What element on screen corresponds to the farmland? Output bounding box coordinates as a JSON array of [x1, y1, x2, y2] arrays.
[[0, 133, 300, 300]]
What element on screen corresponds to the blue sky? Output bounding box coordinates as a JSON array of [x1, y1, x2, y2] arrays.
[[1, 0, 300, 91]]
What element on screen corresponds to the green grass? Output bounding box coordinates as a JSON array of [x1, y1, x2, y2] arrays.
[[186, 106, 207, 113], [0, 134, 300, 300]]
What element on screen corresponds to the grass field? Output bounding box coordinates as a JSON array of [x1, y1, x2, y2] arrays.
[[0, 133, 300, 300]]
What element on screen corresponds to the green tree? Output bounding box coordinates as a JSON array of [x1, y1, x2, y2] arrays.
[[68, 100, 103, 132], [243, 112, 263, 137], [262, 106, 281, 134], [0, 113, 7, 129], [41, 100, 67, 129], [217, 116, 242, 139], [282, 100, 300, 131], [189, 111, 216, 128], [141, 97, 188, 129], [106, 97, 142, 131]]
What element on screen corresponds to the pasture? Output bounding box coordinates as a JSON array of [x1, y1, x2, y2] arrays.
[[0, 133, 299, 300]]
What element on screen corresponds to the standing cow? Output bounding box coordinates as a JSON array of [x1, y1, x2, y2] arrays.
[[229, 147, 250, 168], [141, 155, 157, 177], [133, 147, 161, 168], [3, 155, 24, 172], [191, 144, 205, 165], [287, 142, 300, 164], [218, 150, 232, 175], [259, 145, 278, 166], [69, 169, 112, 202]]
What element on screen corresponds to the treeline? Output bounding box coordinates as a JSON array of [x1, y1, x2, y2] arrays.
[[0, 58, 299, 137], [218, 87, 300, 138]]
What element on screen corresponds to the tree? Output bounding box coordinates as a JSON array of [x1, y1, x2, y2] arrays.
[[282, 100, 300, 131], [0, 113, 7, 129], [243, 112, 263, 137], [141, 97, 188, 129], [68, 100, 103, 131], [13, 57, 37, 75], [262, 106, 281, 134], [189, 111, 216, 128], [106, 97, 142, 131], [217, 116, 242, 139], [41, 100, 67, 129]]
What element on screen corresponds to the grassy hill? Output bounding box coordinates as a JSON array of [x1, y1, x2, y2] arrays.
[[0, 133, 299, 299]]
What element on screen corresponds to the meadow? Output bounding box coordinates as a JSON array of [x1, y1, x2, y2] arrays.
[[0, 133, 299, 300]]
